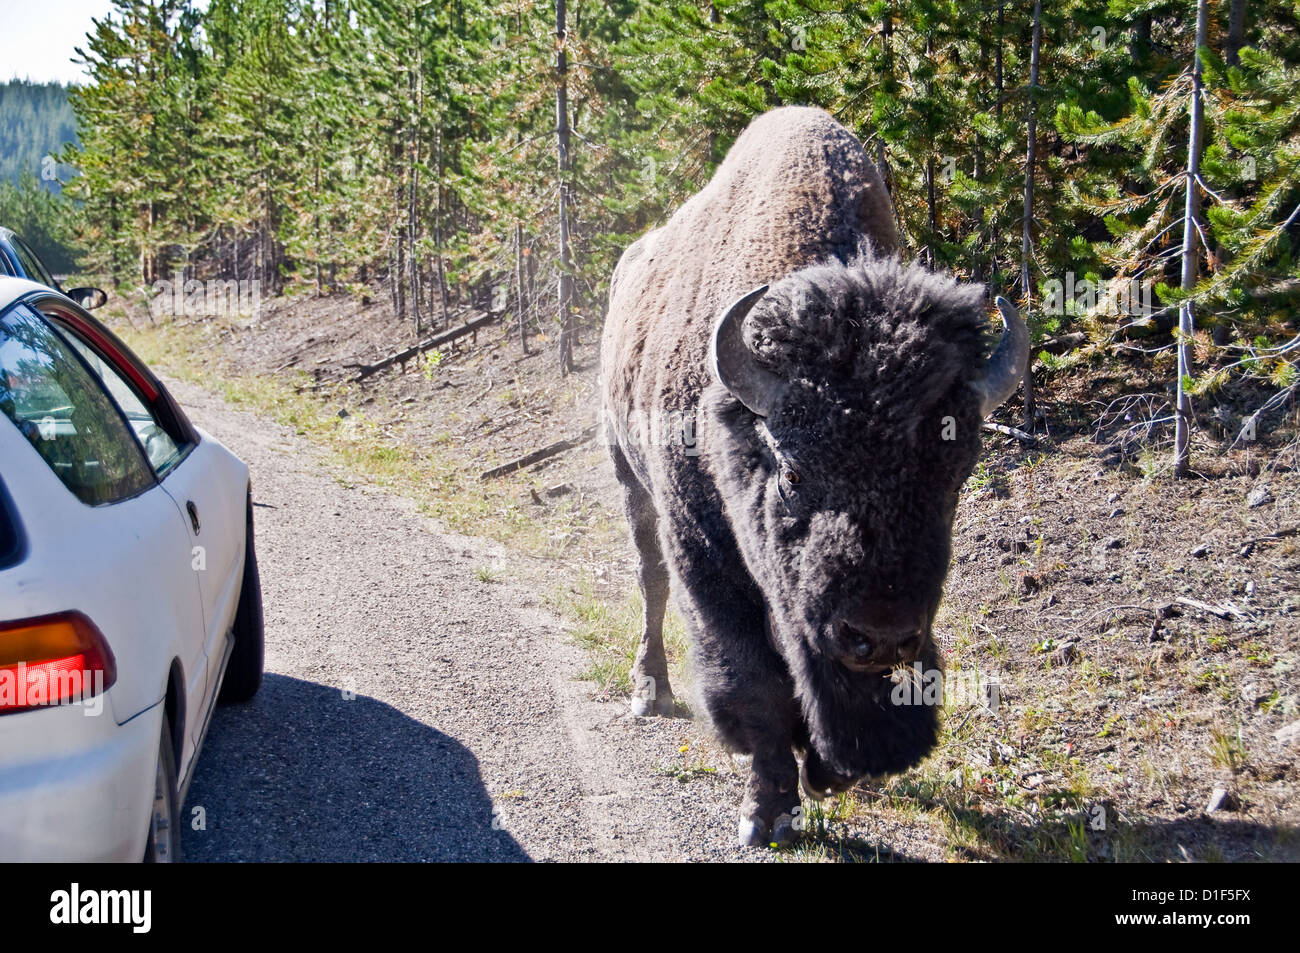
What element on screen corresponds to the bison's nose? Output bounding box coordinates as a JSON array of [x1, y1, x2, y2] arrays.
[[833, 617, 926, 672]]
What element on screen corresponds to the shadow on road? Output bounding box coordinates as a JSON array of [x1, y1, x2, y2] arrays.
[[182, 674, 530, 861]]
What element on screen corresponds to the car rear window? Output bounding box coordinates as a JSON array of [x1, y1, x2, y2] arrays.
[[60, 332, 185, 476], [0, 303, 155, 505], [0, 476, 22, 569]]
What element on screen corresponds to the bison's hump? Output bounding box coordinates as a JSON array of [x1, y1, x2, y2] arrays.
[[602, 106, 900, 434]]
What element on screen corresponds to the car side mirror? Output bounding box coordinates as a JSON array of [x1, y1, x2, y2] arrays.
[[67, 287, 108, 310]]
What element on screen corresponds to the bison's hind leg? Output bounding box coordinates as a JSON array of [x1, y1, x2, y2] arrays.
[[609, 443, 676, 717]]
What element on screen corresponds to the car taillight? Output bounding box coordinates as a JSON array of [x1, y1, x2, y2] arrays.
[[0, 611, 117, 715]]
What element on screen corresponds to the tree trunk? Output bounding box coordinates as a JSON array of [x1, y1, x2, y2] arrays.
[[1131, 11, 1152, 62], [995, 4, 1004, 121], [1174, 0, 1210, 478], [408, 63, 424, 332], [1019, 0, 1042, 431], [555, 0, 574, 375], [973, 12, 988, 283], [313, 135, 322, 294], [433, 124, 449, 328], [1226, 0, 1247, 67], [925, 31, 936, 269], [515, 221, 530, 354], [925, 155, 936, 269], [393, 127, 406, 322]]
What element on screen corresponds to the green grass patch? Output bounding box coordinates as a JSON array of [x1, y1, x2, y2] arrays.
[[554, 570, 688, 700]]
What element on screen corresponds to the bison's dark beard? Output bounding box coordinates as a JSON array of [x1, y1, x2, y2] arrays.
[[787, 638, 941, 780]]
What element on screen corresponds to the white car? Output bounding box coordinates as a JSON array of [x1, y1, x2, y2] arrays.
[[0, 276, 263, 861]]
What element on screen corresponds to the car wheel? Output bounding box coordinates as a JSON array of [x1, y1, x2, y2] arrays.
[[220, 494, 264, 703], [142, 712, 182, 863]]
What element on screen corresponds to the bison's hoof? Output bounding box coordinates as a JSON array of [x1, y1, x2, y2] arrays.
[[737, 816, 768, 848], [630, 691, 674, 717], [737, 812, 800, 849], [770, 811, 800, 846]]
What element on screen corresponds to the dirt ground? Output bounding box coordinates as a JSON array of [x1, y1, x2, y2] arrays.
[[112, 288, 1300, 861]]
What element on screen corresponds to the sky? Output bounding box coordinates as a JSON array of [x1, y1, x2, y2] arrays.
[[1, 1, 117, 86]]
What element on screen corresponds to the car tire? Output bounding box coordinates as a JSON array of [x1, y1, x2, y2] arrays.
[[219, 495, 264, 703], [142, 712, 182, 862]]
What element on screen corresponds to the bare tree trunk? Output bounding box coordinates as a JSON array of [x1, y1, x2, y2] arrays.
[[555, 0, 574, 375], [433, 124, 449, 328], [393, 131, 406, 322], [925, 155, 936, 268], [1019, 0, 1042, 431], [1227, 0, 1247, 66], [1175, 0, 1210, 478], [995, 4, 1004, 121], [1131, 11, 1152, 61], [313, 134, 322, 293], [527, 240, 537, 324], [515, 221, 530, 354], [408, 66, 424, 333], [973, 12, 988, 284], [390, 242, 400, 318]]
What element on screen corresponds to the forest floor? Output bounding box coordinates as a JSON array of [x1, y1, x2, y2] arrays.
[[108, 288, 1300, 862]]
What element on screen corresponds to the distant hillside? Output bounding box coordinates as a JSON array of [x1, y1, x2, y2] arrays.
[[0, 79, 79, 193]]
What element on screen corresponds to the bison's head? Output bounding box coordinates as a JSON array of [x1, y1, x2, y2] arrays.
[[699, 256, 1026, 777]]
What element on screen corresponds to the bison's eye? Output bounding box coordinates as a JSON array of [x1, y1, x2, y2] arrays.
[[776, 465, 804, 515]]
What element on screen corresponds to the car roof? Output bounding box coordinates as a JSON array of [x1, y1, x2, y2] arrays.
[[0, 275, 68, 312]]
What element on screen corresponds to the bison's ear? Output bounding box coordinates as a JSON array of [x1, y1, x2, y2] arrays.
[[709, 284, 784, 417], [970, 296, 1030, 418]]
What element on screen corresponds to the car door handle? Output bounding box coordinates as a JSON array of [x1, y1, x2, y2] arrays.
[[186, 500, 201, 535]]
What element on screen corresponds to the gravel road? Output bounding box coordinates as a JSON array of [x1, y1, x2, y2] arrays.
[[172, 377, 772, 862]]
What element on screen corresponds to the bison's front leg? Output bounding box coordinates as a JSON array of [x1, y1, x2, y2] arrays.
[[738, 746, 801, 847], [672, 556, 803, 846]]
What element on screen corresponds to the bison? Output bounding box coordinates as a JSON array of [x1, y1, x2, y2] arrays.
[[599, 106, 1028, 847]]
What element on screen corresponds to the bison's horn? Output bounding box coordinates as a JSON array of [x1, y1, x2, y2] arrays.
[[709, 285, 784, 417], [971, 296, 1030, 418]]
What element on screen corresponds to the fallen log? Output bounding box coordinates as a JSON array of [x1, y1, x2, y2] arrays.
[[480, 425, 599, 480], [351, 311, 497, 381], [1036, 331, 1089, 355], [1176, 596, 1251, 621], [982, 421, 1037, 444]]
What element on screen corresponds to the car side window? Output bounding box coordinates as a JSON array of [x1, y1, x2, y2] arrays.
[[0, 303, 155, 505], [9, 235, 55, 288], [58, 331, 185, 476]]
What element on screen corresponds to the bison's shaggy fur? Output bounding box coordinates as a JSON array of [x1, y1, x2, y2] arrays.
[[600, 106, 997, 845]]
